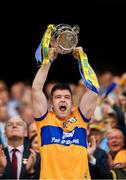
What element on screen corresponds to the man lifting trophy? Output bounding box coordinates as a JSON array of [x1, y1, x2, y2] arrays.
[[33, 24, 99, 179]]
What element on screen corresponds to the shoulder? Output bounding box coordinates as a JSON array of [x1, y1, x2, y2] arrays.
[[72, 107, 91, 123], [114, 149, 126, 164], [34, 111, 55, 122]]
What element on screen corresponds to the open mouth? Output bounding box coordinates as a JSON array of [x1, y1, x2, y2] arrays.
[[112, 144, 119, 148], [59, 106, 66, 111]]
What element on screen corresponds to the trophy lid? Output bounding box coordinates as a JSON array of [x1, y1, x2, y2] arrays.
[[51, 24, 79, 39]]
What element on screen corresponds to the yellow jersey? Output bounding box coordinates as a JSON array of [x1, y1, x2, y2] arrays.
[[113, 149, 126, 166], [35, 107, 91, 180]]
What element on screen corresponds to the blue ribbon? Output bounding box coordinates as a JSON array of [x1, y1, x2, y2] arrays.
[[35, 43, 43, 64], [104, 82, 117, 98], [78, 59, 99, 94]]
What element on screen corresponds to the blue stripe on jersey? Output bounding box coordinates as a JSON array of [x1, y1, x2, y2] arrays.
[[78, 107, 91, 122], [41, 126, 87, 148], [34, 111, 48, 121]]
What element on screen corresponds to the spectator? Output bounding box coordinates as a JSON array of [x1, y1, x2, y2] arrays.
[[107, 128, 126, 168], [98, 71, 113, 96], [29, 134, 40, 153], [0, 115, 40, 179], [23, 122, 38, 149], [0, 80, 7, 92], [102, 112, 118, 132], [0, 90, 9, 105], [0, 99, 9, 147], [88, 134, 112, 179], [28, 122, 37, 139], [8, 81, 25, 117]]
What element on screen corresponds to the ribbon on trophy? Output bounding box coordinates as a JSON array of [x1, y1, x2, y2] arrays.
[[35, 24, 56, 65], [35, 23, 100, 94], [77, 49, 100, 94]]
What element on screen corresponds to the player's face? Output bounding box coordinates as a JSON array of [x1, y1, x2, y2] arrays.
[[51, 89, 73, 119]]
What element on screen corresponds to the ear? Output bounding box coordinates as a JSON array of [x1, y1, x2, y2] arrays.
[[49, 104, 53, 111]]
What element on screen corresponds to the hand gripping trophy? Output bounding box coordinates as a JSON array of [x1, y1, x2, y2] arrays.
[[35, 24, 99, 94], [35, 23, 80, 65]]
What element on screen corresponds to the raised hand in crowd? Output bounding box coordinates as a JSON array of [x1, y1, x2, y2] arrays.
[[0, 145, 7, 175], [26, 148, 37, 174]]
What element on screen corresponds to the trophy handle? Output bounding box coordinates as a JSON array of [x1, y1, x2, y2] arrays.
[[72, 25, 80, 35]]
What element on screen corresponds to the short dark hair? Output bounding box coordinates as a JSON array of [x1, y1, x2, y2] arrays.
[[51, 83, 72, 96]]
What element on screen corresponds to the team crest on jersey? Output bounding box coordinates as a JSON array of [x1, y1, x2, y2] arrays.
[[62, 130, 75, 139], [67, 117, 77, 123]]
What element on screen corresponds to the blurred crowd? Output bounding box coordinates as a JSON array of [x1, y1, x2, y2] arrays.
[[0, 70, 126, 179]]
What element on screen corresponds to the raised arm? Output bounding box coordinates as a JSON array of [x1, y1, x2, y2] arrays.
[[32, 48, 57, 118], [72, 47, 99, 119], [79, 88, 98, 119]]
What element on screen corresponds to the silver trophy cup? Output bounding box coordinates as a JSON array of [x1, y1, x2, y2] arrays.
[[51, 24, 80, 54]]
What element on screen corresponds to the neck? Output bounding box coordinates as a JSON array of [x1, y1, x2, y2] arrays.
[[110, 151, 117, 159], [8, 137, 24, 148]]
